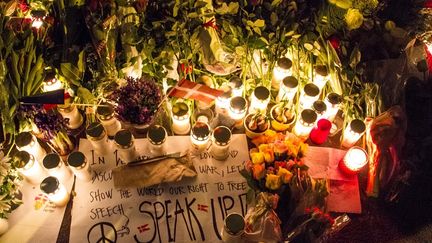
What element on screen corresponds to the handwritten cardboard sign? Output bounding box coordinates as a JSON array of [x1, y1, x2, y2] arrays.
[[70, 135, 250, 243]]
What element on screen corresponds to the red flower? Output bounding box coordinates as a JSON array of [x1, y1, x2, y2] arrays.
[[180, 63, 193, 75], [19, 1, 29, 13], [203, 18, 218, 30], [43, 104, 57, 111], [328, 35, 341, 50]]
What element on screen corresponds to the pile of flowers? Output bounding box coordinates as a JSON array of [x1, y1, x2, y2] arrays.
[[0, 155, 21, 219]]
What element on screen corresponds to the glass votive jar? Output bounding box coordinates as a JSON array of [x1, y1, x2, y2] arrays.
[[40, 176, 70, 207], [341, 119, 366, 148], [293, 109, 317, 138], [15, 131, 46, 161], [42, 72, 63, 92], [299, 83, 320, 109], [190, 122, 211, 153], [229, 97, 248, 129], [324, 93, 342, 122], [272, 57, 293, 90], [15, 151, 46, 185], [277, 76, 298, 103], [43, 153, 73, 183], [114, 129, 138, 163], [147, 125, 167, 155], [67, 151, 92, 182], [86, 122, 111, 155], [313, 65, 329, 90], [215, 90, 232, 116], [249, 86, 270, 114], [210, 126, 232, 161], [220, 213, 245, 243], [58, 104, 83, 130], [96, 103, 121, 138], [339, 146, 368, 175], [312, 100, 327, 121], [171, 102, 191, 135], [229, 76, 243, 97]]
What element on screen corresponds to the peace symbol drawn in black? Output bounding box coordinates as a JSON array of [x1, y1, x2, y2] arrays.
[[87, 221, 118, 243]]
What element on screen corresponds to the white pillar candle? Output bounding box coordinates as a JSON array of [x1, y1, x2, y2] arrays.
[[249, 86, 270, 114], [277, 76, 298, 103], [323, 93, 342, 122], [299, 83, 320, 110], [42, 74, 63, 92], [171, 102, 191, 135], [215, 91, 232, 116], [313, 65, 329, 90], [15, 132, 46, 162], [272, 57, 292, 90], [15, 151, 47, 185], [210, 126, 232, 161], [190, 122, 211, 153], [147, 125, 167, 156], [341, 119, 366, 148], [220, 213, 245, 243], [114, 130, 138, 163], [67, 151, 93, 182], [58, 104, 83, 130], [40, 176, 70, 207], [312, 100, 327, 122], [293, 109, 317, 138], [86, 122, 111, 155], [43, 153, 73, 183], [339, 146, 368, 174], [96, 103, 122, 137], [229, 76, 243, 97], [228, 97, 248, 129]]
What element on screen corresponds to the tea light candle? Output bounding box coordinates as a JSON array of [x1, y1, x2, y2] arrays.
[[171, 102, 191, 135], [229, 76, 243, 97], [339, 146, 368, 174], [67, 151, 93, 182], [86, 122, 111, 155], [42, 73, 63, 92], [15, 132, 46, 162], [272, 58, 293, 90], [229, 97, 248, 129], [114, 129, 138, 163], [277, 76, 298, 103], [147, 125, 167, 155], [220, 213, 245, 243], [312, 100, 327, 121], [341, 119, 366, 148], [215, 90, 232, 116], [324, 93, 342, 122], [299, 83, 320, 109], [58, 104, 83, 130], [313, 65, 329, 90], [40, 176, 70, 207], [249, 86, 270, 114], [43, 153, 72, 183], [293, 109, 317, 138], [190, 122, 211, 153], [210, 126, 232, 161], [15, 151, 46, 185], [96, 103, 122, 137]]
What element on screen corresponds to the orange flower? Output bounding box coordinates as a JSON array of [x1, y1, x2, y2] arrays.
[[252, 163, 266, 180]]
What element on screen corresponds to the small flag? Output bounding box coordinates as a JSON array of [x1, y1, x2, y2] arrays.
[[168, 79, 224, 104], [19, 89, 66, 105]]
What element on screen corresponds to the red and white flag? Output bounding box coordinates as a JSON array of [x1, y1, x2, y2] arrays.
[[168, 79, 224, 104]]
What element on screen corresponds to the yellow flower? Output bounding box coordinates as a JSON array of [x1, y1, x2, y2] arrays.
[[328, 0, 352, 9], [258, 144, 270, 152], [265, 174, 282, 190], [384, 20, 396, 31], [277, 168, 293, 184], [251, 151, 265, 164], [345, 8, 364, 30], [252, 163, 266, 180]]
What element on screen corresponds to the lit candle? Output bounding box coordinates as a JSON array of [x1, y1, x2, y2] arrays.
[[96, 103, 122, 138], [341, 119, 366, 148], [309, 119, 332, 145], [229, 76, 244, 97], [86, 122, 111, 155], [114, 130, 138, 163], [220, 213, 245, 243], [43, 153, 73, 183], [40, 176, 70, 207], [210, 126, 232, 161], [323, 93, 342, 122], [272, 58, 293, 90], [15, 151, 47, 185], [277, 76, 298, 103], [313, 65, 329, 90], [249, 86, 270, 114], [293, 109, 317, 138], [42, 73, 63, 92], [30, 10, 46, 29], [58, 104, 84, 130], [15, 132, 46, 162], [228, 97, 248, 129], [215, 90, 232, 116], [67, 151, 93, 182], [339, 147, 368, 174], [147, 125, 167, 156], [312, 100, 327, 121], [171, 102, 191, 135], [190, 122, 211, 153], [299, 83, 320, 109]]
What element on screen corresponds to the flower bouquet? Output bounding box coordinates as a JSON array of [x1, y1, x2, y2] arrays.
[[241, 131, 333, 242], [110, 77, 162, 127]]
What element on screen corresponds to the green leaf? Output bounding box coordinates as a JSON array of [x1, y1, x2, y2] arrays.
[[77, 87, 95, 104], [187, 12, 198, 18], [4, 0, 17, 16], [349, 46, 361, 69], [254, 19, 265, 28], [60, 63, 81, 86], [78, 51, 85, 74], [270, 12, 278, 26], [271, 0, 283, 7]]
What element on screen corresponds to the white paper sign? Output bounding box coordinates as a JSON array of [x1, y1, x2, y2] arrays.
[[70, 135, 250, 243]]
